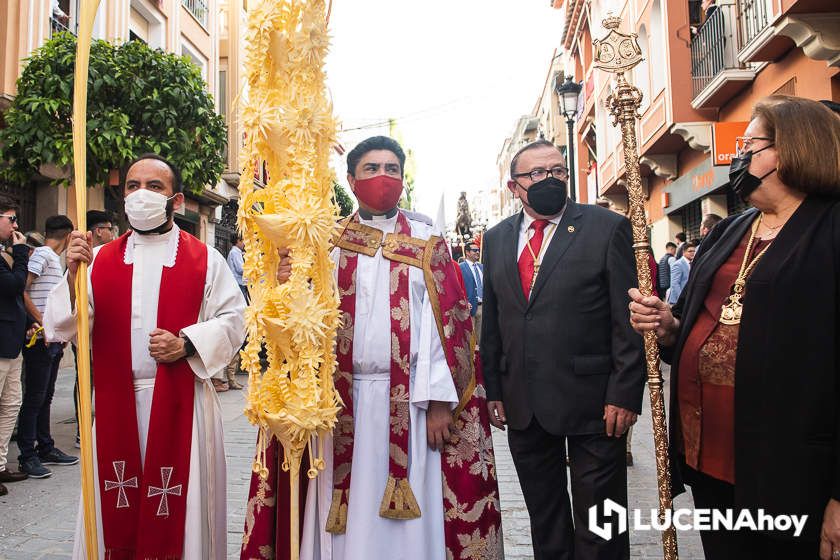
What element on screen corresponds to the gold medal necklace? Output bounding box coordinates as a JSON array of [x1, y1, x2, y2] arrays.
[[719, 216, 773, 325], [525, 222, 557, 293]]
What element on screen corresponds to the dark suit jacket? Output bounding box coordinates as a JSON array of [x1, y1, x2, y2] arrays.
[[664, 195, 840, 540], [459, 260, 481, 317], [480, 200, 645, 435], [0, 244, 30, 359]]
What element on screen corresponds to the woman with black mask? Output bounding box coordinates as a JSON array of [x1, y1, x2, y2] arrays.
[[629, 95, 840, 560]]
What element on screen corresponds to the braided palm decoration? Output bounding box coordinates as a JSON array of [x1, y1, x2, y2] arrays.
[[238, 1, 341, 546]]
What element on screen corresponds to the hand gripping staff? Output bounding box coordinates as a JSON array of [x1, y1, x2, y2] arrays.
[[72, 0, 103, 557], [239, 2, 340, 559], [594, 14, 679, 560]]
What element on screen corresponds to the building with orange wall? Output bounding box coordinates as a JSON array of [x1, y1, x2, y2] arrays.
[[500, 0, 839, 258], [0, 0, 246, 251]]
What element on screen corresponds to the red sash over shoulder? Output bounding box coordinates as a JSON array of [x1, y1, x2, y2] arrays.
[[241, 212, 503, 559], [91, 230, 207, 559]]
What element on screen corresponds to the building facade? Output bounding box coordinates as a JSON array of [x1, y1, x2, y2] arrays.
[[0, 0, 246, 252], [491, 51, 570, 223], [498, 0, 839, 255]]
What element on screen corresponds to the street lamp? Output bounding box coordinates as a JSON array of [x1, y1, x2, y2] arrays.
[[555, 74, 583, 201]]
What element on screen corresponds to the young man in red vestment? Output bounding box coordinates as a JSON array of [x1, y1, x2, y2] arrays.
[[44, 154, 246, 559], [241, 136, 503, 560]]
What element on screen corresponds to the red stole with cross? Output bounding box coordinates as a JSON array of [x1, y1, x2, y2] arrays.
[[91, 230, 206, 559]]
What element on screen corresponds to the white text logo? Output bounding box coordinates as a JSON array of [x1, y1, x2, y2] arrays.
[[588, 499, 808, 540]]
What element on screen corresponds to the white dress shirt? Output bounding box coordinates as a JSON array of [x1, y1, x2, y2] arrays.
[[467, 260, 483, 302], [516, 210, 565, 261]]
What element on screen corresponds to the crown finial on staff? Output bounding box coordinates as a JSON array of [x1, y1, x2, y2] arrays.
[[594, 13, 643, 74], [602, 13, 622, 30]]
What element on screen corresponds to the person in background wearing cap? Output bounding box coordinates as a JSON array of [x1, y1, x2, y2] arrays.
[[69, 210, 117, 447], [87, 210, 115, 248]]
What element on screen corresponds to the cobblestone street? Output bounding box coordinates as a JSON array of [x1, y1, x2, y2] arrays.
[[0, 365, 703, 559]]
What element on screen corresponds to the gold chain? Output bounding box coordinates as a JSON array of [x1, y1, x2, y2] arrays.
[[719, 216, 773, 325], [525, 221, 557, 293]]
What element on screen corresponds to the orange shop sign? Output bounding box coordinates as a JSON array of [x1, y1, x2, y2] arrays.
[[712, 121, 749, 166]]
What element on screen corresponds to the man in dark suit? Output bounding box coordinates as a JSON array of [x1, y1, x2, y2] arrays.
[[481, 140, 645, 560], [0, 195, 33, 495], [458, 241, 483, 343]]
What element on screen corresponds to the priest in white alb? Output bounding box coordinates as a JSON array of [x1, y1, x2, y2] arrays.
[[44, 154, 246, 560], [241, 137, 503, 560]]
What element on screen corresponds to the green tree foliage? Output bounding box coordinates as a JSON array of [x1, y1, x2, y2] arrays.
[[333, 181, 354, 217], [0, 33, 226, 193], [388, 118, 415, 210], [398, 147, 416, 210]]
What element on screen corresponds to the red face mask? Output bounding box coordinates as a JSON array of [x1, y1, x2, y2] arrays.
[[352, 175, 404, 213]]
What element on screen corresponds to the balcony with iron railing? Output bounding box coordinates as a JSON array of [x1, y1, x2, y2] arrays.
[[737, 0, 840, 66], [689, 1, 756, 109], [183, 0, 208, 28], [741, 0, 770, 47], [49, 15, 76, 38], [737, 0, 782, 62]]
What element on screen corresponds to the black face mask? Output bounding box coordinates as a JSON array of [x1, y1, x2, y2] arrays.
[[523, 176, 568, 216], [728, 144, 776, 202]]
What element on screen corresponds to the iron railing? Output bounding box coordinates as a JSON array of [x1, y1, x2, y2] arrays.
[[739, 0, 770, 48], [49, 16, 74, 38], [690, 3, 742, 99], [214, 200, 239, 256], [182, 0, 208, 28], [49, 0, 78, 37]]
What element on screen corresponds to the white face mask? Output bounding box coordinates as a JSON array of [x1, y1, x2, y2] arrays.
[[124, 189, 175, 231]]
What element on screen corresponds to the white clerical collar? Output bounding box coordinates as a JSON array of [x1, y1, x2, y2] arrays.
[[358, 207, 398, 220], [359, 212, 398, 223], [124, 223, 181, 267], [359, 211, 398, 233]]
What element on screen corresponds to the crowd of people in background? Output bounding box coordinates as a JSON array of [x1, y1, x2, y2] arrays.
[[0, 203, 246, 496], [0, 207, 127, 493], [648, 213, 724, 307], [0, 200, 82, 494]]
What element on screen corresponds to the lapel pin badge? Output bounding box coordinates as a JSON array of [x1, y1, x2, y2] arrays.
[[568, 225, 575, 233]]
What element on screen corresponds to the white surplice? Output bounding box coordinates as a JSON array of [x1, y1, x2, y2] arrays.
[[43, 225, 246, 560], [300, 213, 458, 560]]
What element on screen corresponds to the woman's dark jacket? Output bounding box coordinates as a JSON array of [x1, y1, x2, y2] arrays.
[[663, 195, 840, 541], [0, 244, 30, 359]]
